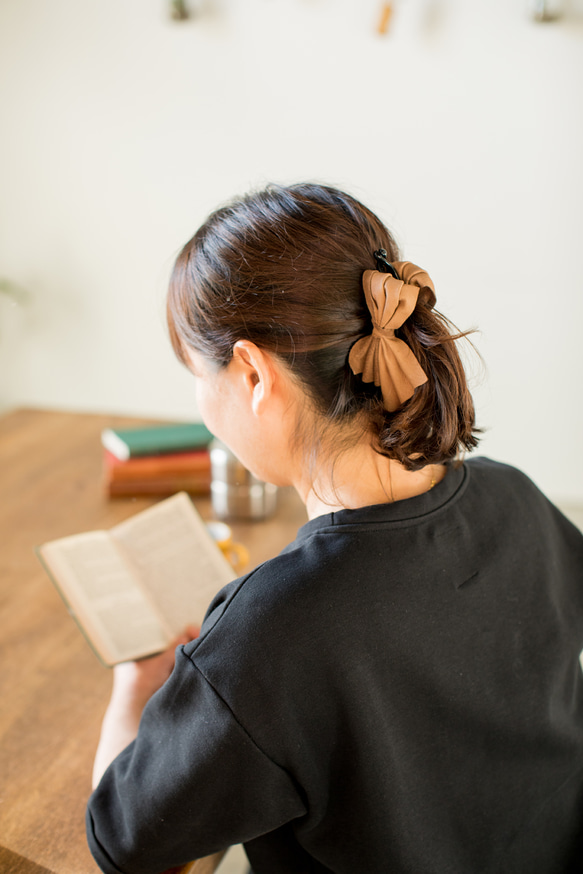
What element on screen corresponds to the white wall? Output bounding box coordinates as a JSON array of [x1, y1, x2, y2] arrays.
[[0, 0, 582, 502]]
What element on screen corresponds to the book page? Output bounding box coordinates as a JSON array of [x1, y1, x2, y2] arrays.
[[39, 532, 170, 666], [111, 493, 235, 637]]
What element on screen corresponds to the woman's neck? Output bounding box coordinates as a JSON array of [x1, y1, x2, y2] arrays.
[[298, 440, 445, 521]]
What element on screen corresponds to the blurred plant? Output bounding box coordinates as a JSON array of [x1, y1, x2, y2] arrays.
[[170, 0, 190, 20], [0, 277, 28, 303], [0, 279, 28, 342]]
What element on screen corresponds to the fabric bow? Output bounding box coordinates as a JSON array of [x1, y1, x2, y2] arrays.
[[348, 261, 435, 412]]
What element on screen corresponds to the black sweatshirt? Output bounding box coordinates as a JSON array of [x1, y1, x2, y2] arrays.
[[87, 458, 583, 874]]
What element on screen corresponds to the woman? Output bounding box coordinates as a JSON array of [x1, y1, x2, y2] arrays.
[[87, 183, 583, 874]]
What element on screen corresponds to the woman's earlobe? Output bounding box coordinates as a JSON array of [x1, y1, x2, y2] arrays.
[[249, 357, 271, 415], [232, 340, 273, 415], [251, 377, 265, 415]]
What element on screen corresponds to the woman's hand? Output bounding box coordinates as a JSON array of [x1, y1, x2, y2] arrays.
[[92, 626, 198, 789], [112, 625, 199, 709]]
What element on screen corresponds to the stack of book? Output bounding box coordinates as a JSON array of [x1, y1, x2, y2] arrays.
[[101, 422, 214, 498]]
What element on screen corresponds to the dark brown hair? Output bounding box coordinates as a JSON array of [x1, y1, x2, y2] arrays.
[[167, 183, 479, 470]]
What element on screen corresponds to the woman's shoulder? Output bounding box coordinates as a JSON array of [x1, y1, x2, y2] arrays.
[[465, 455, 583, 545], [463, 455, 575, 511], [464, 455, 549, 498]]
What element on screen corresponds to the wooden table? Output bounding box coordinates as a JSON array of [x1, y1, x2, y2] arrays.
[[0, 408, 307, 874]]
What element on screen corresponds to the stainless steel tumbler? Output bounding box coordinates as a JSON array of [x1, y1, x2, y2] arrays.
[[210, 440, 277, 520]]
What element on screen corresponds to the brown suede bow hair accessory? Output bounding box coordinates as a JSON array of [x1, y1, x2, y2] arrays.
[[348, 261, 436, 412]]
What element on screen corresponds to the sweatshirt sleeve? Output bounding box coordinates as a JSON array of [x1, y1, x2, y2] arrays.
[[86, 648, 307, 874]]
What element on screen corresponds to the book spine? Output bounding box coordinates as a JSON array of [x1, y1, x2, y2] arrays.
[[101, 424, 213, 459], [106, 477, 211, 498], [103, 449, 210, 481]]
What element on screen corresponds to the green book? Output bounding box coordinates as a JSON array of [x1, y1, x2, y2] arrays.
[[101, 422, 214, 461]]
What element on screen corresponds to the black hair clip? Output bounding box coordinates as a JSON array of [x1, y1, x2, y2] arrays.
[[373, 249, 399, 279]]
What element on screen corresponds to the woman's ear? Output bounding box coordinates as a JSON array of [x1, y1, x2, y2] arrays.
[[231, 340, 276, 415]]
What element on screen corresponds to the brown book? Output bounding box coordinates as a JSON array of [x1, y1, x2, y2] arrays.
[[104, 449, 210, 481], [106, 475, 211, 498]]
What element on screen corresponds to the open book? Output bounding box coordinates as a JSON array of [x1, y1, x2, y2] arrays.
[[37, 493, 235, 666]]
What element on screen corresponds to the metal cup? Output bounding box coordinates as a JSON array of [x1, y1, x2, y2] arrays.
[[210, 440, 277, 521]]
